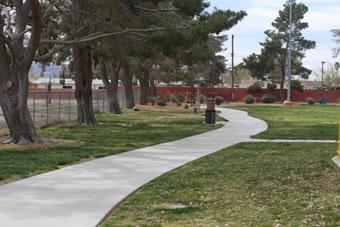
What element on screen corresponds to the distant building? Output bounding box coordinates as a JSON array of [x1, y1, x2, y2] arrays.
[[29, 78, 109, 90]]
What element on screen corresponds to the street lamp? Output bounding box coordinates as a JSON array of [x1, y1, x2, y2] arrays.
[[321, 61, 326, 98]]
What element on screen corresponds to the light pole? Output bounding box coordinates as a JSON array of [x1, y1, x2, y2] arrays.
[[287, 0, 293, 102], [321, 61, 326, 98], [231, 34, 235, 102]]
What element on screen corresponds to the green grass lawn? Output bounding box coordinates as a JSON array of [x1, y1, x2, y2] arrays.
[[0, 109, 221, 184], [227, 105, 340, 140], [101, 105, 340, 226], [102, 143, 340, 226]]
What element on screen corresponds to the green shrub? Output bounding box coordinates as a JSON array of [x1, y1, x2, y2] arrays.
[[148, 97, 158, 106], [170, 95, 177, 103], [176, 100, 182, 106], [267, 83, 277, 92], [247, 82, 262, 92], [262, 94, 276, 103], [164, 92, 172, 102], [215, 96, 223, 101], [176, 95, 185, 103], [244, 95, 255, 104], [200, 95, 207, 104], [306, 97, 314, 105], [184, 104, 189, 109], [157, 99, 167, 106]]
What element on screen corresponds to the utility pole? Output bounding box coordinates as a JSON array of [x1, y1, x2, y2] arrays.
[[231, 34, 235, 102], [197, 82, 201, 113], [287, 0, 293, 102], [321, 61, 325, 98]]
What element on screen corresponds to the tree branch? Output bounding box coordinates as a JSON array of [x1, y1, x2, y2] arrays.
[[135, 5, 179, 12], [34, 45, 65, 61], [39, 27, 166, 45], [0, 4, 13, 38], [99, 58, 111, 87], [24, 0, 42, 69]]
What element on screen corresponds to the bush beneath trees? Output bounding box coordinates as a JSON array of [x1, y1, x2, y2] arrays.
[[200, 95, 207, 104], [170, 96, 177, 103], [176, 95, 185, 103], [306, 97, 314, 105], [164, 92, 172, 102], [157, 99, 167, 106], [244, 95, 255, 104], [247, 82, 262, 92], [262, 94, 276, 103], [148, 97, 158, 106]]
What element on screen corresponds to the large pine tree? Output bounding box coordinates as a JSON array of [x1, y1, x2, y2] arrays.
[[243, 0, 316, 101]]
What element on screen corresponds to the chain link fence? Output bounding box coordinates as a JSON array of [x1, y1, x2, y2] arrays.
[[0, 89, 140, 130]]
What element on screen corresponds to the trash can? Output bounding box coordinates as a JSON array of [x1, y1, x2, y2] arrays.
[[321, 98, 327, 105], [205, 110, 216, 124], [206, 98, 215, 111]]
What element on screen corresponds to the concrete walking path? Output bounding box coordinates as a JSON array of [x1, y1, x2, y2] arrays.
[[0, 108, 267, 227]]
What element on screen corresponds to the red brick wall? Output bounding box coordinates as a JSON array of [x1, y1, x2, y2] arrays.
[[155, 87, 340, 103], [28, 87, 340, 103]]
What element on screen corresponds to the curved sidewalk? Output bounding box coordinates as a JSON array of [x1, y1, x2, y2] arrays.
[[0, 108, 267, 227]]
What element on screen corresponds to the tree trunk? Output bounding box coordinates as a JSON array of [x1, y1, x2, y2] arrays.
[[0, 0, 42, 144], [122, 61, 135, 109], [190, 85, 196, 102], [139, 68, 150, 105], [0, 67, 40, 144], [73, 46, 96, 124], [100, 59, 122, 114], [149, 80, 157, 97], [106, 61, 122, 114], [106, 85, 122, 114]]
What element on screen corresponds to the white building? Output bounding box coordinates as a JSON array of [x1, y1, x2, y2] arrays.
[[30, 78, 108, 90]]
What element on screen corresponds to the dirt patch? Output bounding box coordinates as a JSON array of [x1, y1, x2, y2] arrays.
[[136, 102, 194, 110], [0, 138, 83, 148]]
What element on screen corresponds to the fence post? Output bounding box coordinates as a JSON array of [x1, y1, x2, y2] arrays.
[[46, 92, 49, 126], [96, 91, 98, 111], [33, 92, 36, 124], [58, 92, 61, 123], [102, 91, 105, 112], [69, 92, 71, 121], [106, 91, 108, 112]]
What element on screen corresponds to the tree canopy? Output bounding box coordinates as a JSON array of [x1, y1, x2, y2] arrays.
[[243, 0, 315, 101], [0, 0, 247, 143]]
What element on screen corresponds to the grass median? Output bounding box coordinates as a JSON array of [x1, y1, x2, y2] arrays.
[[0, 109, 221, 185]]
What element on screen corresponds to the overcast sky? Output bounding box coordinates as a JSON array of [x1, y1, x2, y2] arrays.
[[208, 0, 340, 79]]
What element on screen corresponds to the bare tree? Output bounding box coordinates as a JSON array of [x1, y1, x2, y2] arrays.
[[331, 29, 340, 57]]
